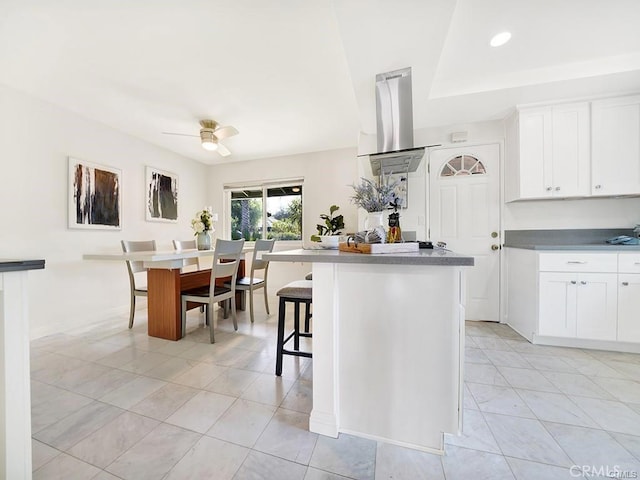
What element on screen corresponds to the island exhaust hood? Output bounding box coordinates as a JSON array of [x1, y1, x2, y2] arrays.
[[365, 67, 431, 176]]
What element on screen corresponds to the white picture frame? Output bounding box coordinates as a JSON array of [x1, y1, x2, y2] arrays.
[[68, 157, 122, 230]]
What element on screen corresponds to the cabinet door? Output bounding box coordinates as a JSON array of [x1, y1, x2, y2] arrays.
[[539, 272, 577, 337], [576, 273, 618, 341], [551, 103, 590, 197], [592, 95, 640, 196], [618, 274, 640, 343], [519, 108, 553, 198]]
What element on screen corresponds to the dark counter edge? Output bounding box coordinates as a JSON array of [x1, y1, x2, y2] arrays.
[[504, 228, 640, 250], [504, 244, 640, 250], [504, 228, 636, 247], [264, 250, 474, 266], [0, 259, 46, 273]]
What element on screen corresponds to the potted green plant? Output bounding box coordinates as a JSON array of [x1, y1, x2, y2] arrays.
[[311, 205, 345, 244]]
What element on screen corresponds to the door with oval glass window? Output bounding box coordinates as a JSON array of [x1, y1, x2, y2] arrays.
[[429, 144, 501, 321]]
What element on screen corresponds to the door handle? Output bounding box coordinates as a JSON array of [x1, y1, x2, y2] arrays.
[[491, 244, 500, 251]]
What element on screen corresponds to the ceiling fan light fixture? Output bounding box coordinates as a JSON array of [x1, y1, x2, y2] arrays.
[[200, 129, 218, 151], [490, 31, 511, 47], [202, 140, 218, 151]]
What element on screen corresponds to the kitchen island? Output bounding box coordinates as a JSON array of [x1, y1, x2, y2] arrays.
[[1, 258, 45, 480], [263, 248, 473, 454]]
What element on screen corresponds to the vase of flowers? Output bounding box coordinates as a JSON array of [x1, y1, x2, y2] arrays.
[[349, 177, 398, 230], [191, 207, 216, 250]]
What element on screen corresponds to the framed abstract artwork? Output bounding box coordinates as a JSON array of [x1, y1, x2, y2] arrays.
[[388, 173, 408, 208], [68, 157, 122, 230], [145, 166, 178, 222]]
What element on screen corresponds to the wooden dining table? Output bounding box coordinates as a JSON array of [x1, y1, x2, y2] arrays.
[[83, 249, 248, 340]]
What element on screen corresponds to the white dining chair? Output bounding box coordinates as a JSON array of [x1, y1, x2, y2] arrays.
[[181, 239, 245, 343], [121, 239, 157, 328], [173, 239, 201, 271], [226, 239, 275, 324]]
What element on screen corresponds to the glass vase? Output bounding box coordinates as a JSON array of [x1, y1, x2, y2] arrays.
[[196, 231, 212, 250]]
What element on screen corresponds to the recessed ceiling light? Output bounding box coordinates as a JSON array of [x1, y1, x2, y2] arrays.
[[490, 31, 511, 47]]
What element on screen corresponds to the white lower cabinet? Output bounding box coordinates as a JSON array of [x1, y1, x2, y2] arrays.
[[507, 249, 638, 351], [618, 273, 640, 342], [575, 273, 618, 341], [539, 272, 617, 340], [539, 272, 577, 338]]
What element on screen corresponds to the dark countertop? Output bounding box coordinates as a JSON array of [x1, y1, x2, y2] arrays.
[[503, 228, 640, 251], [504, 244, 640, 251], [263, 248, 474, 266], [0, 259, 46, 273]]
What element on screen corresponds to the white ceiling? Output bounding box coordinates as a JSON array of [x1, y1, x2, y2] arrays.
[[1, 0, 639, 164]]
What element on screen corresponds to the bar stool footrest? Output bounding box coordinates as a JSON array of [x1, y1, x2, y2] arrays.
[[281, 348, 312, 358]]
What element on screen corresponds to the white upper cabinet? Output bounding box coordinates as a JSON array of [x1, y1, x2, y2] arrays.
[[552, 103, 591, 197], [506, 102, 590, 201], [591, 95, 640, 196], [518, 107, 552, 199]]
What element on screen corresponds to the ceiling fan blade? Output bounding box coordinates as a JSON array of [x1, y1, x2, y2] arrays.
[[217, 143, 231, 157], [213, 125, 238, 140], [162, 132, 199, 137]]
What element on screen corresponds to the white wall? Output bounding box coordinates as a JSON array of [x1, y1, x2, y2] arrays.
[[0, 84, 208, 338], [360, 118, 640, 235], [208, 148, 359, 291], [503, 197, 640, 230]]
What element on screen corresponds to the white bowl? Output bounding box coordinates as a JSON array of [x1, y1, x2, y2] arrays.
[[319, 236, 343, 247]]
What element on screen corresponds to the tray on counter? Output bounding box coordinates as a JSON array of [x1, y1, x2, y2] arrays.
[[338, 242, 419, 254]]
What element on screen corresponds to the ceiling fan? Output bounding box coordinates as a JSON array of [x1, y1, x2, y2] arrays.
[[162, 119, 238, 156]]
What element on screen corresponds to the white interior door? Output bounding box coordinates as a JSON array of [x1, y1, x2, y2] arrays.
[[429, 144, 501, 321]]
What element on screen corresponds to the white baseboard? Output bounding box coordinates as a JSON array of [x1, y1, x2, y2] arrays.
[[533, 334, 640, 354]]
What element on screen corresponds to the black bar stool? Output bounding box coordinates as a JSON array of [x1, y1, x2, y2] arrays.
[[275, 280, 312, 376]]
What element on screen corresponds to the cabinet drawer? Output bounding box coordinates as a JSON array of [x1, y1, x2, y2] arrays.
[[538, 253, 617, 272], [618, 253, 640, 273]]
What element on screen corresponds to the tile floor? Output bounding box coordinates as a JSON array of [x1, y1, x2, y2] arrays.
[[30, 304, 640, 479]]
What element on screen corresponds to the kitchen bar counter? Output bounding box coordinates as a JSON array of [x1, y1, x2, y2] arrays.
[[265, 248, 473, 454], [1, 258, 45, 479], [0, 258, 45, 272]]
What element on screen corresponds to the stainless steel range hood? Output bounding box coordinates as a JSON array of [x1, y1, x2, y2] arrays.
[[365, 67, 428, 176]]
